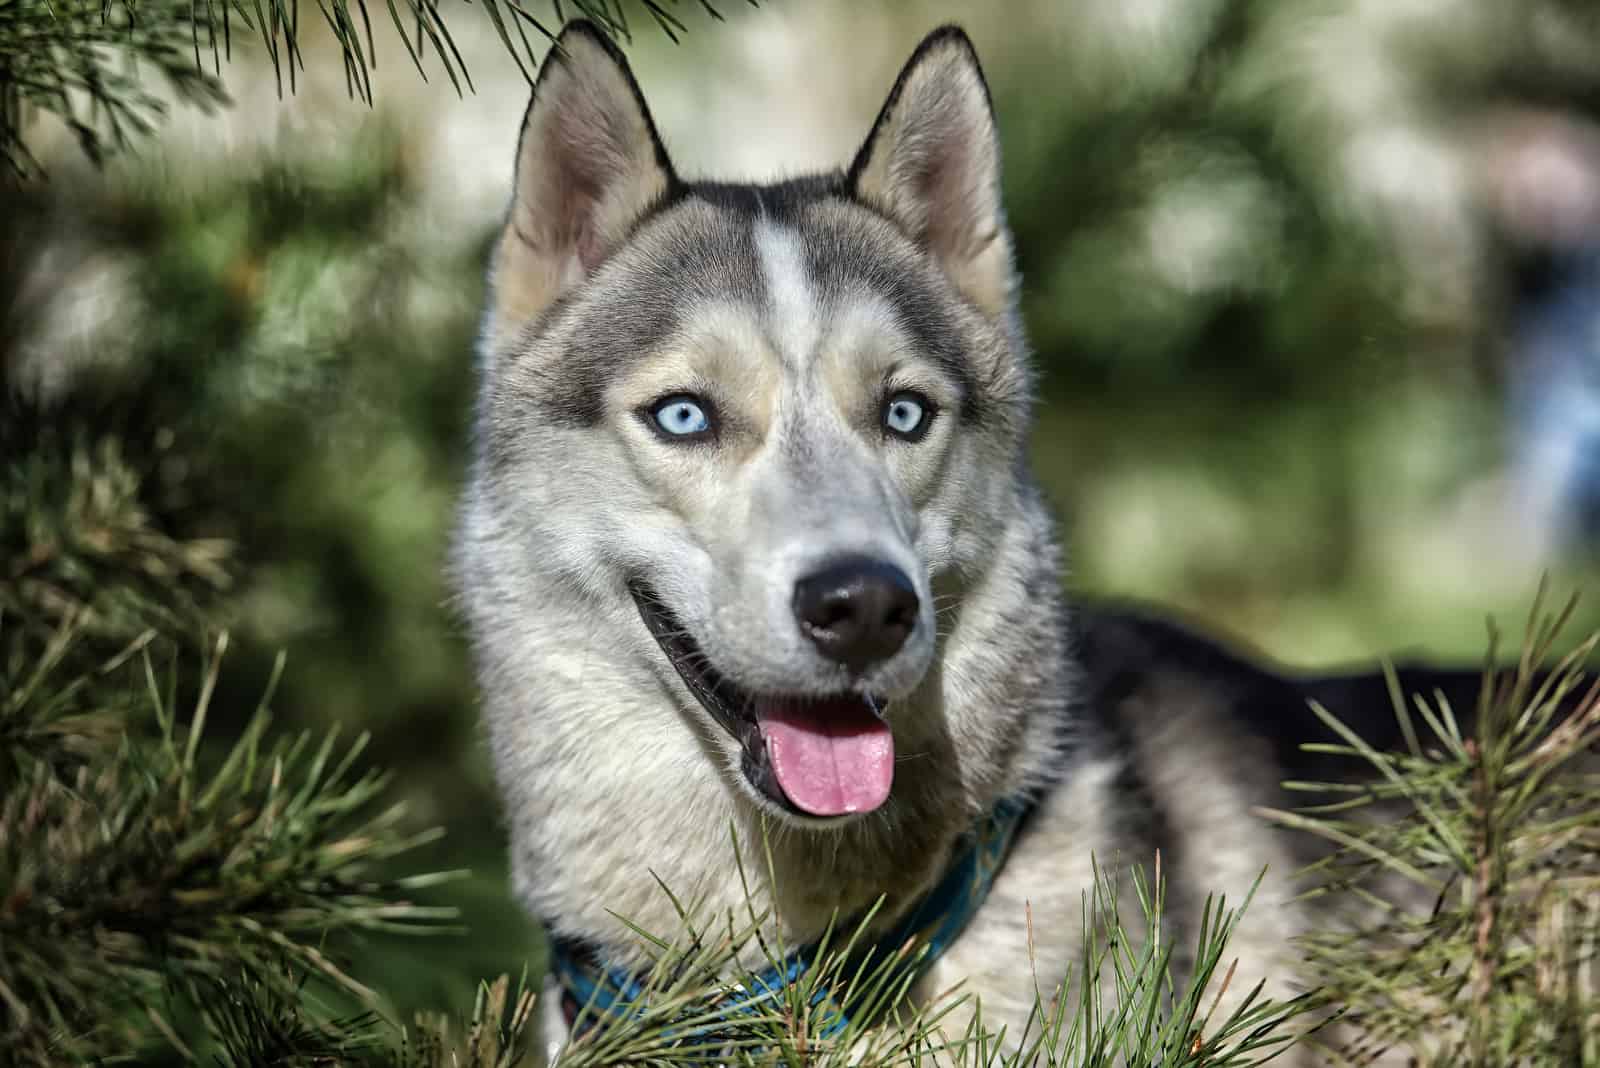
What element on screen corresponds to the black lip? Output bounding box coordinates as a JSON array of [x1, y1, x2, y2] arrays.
[[626, 580, 889, 818], [627, 580, 801, 814]]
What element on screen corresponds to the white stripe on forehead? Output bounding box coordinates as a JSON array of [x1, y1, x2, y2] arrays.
[[754, 220, 821, 368]]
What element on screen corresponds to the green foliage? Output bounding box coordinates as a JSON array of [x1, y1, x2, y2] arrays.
[[0, 629, 462, 1063], [3, 133, 495, 827], [0, 0, 734, 178], [2, 124, 535, 1013], [2, 420, 232, 651], [972, 0, 1600, 653], [0, 247, 528, 1058], [1266, 590, 1600, 1066], [175, 966, 539, 1067], [0, 0, 229, 177]]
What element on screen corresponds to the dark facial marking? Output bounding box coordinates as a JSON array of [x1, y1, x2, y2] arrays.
[[493, 207, 764, 444], [799, 216, 982, 424], [486, 173, 988, 473]]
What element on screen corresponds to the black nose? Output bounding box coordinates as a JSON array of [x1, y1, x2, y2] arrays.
[[793, 556, 919, 672]]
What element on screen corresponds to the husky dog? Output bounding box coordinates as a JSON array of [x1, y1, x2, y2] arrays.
[[453, 20, 1481, 1063]]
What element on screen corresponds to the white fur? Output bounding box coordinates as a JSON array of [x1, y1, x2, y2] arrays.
[[755, 221, 822, 368]]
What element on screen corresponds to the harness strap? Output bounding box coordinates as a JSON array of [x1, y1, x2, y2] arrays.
[[551, 795, 1033, 1038]]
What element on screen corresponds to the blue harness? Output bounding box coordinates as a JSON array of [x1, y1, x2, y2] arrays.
[[550, 796, 1033, 1040]]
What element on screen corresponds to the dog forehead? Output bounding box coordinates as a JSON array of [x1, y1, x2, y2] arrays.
[[626, 198, 965, 375]]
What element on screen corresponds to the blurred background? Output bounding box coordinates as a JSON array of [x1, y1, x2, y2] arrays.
[[6, 0, 1600, 1026]]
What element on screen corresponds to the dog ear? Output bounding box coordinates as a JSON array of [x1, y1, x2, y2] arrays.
[[849, 27, 1013, 319], [486, 20, 676, 352]]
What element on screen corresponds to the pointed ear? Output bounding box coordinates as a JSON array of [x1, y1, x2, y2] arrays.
[[486, 21, 676, 352], [848, 27, 1013, 318]]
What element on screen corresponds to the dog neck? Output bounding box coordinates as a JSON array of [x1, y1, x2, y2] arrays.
[[549, 793, 1037, 1035]]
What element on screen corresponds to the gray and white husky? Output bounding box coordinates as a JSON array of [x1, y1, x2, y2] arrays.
[[453, 20, 1477, 1062]]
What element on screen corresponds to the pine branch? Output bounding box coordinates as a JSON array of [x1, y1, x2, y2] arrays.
[[171, 962, 392, 1065], [0, 0, 741, 179], [1265, 585, 1600, 1067], [396, 971, 538, 1068], [160, 962, 540, 1066], [1, 409, 233, 654], [0, 0, 230, 178], [0, 614, 152, 786], [0, 633, 462, 1065]]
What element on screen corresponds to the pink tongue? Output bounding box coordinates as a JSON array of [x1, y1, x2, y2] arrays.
[[757, 697, 894, 817]]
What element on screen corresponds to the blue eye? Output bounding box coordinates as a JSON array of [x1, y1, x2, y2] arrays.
[[883, 392, 933, 440], [650, 395, 713, 439]]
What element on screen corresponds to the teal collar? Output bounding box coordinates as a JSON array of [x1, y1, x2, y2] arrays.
[[550, 795, 1033, 1039]]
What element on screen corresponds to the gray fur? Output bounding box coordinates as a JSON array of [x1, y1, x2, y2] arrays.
[[454, 20, 1385, 1065]]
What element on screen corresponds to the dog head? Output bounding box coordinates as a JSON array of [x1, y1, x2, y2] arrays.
[[465, 22, 1038, 827]]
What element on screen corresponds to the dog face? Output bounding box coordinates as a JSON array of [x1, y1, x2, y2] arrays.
[[465, 24, 1034, 826]]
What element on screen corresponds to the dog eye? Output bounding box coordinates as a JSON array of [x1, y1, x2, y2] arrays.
[[649, 394, 714, 440], [882, 391, 934, 441]]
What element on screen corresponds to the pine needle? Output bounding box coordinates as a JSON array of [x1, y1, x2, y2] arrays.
[[0, 0, 736, 177]]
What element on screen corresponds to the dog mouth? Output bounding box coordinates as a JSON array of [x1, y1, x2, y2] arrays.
[[628, 581, 895, 819]]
